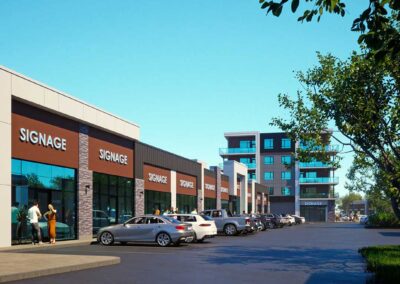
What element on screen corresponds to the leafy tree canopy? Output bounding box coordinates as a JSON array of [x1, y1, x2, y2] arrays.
[[259, 0, 400, 60]]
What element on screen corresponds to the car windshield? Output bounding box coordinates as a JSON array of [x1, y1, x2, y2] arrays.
[[162, 216, 181, 224]]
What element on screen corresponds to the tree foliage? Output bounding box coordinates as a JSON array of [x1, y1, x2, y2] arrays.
[[339, 192, 363, 213], [259, 0, 400, 60], [270, 46, 400, 219]]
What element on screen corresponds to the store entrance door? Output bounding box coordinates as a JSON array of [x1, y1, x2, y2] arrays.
[[300, 206, 327, 222]]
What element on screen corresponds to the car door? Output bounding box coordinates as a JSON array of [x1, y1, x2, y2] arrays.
[[141, 217, 164, 241], [211, 210, 224, 230], [119, 217, 147, 241]]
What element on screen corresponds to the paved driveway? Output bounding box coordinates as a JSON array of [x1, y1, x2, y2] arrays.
[[12, 223, 400, 284]]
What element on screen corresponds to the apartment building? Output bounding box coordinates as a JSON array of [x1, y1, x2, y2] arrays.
[[220, 131, 338, 222]]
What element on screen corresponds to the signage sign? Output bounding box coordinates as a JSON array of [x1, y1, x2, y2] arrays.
[[99, 149, 128, 165], [221, 187, 228, 193], [148, 173, 168, 184], [19, 128, 67, 151], [179, 179, 194, 189], [205, 183, 215, 191], [304, 201, 323, 206]]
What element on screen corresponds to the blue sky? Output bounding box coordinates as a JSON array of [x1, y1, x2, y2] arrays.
[[0, 1, 366, 196]]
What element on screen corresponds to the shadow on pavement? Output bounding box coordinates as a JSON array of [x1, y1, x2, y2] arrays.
[[204, 245, 365, 275], [304, 271, 371, 284], [379, 232, 400, 237]]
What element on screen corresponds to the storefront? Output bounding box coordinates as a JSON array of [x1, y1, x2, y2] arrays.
[[204, 169, 216, 210], [143, 164, 171, 214], [221, 175, 230, 210], [300, 200, 328, 222], [89, 127, 134, 234], [176, 172, 197, 213], [11, 101, 79, 244]]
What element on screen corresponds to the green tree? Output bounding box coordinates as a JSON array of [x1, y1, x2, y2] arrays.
[[271, 46, 400, 219], [339, 192, 363, 213], [259, 0, 400, 59]]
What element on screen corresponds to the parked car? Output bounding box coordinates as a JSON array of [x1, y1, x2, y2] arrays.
[[167, 214, 217, 242], [256, 214, 272, 230], [97, 215, 194, 247], [276, 214, 290, 226], [200, 209, 251, 236], [261, 214, 285, 228], [291, 215, 306, 224], [341, 215, 350, 222], [359, 215, 368, 224], [243, 214, 264, 232], [283, 214, 296, 226]]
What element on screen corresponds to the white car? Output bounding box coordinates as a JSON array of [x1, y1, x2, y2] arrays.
[[291, 215, 306, 224], [359, 215, 368, 224], [167, 214, 217, 242], [285, 214, 296, 226]]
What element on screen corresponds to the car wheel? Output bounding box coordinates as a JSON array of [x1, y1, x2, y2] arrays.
[[156, 232, 171, 247], [261, 223, 267, 231], [197, 238, 205, 243], [100, 231, 114, 246], [224, 224, 237, 236]]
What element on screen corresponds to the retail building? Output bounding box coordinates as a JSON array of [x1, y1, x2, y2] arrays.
[[0, 67, 268, 247]]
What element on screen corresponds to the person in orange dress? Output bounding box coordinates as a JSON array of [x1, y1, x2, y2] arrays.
[[44, 204, 57, 244]]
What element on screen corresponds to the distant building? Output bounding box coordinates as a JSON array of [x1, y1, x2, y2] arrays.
[[219, 131, 339, 222]]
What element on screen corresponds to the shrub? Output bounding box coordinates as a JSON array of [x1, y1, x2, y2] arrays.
[[367, 212, 400, 228]]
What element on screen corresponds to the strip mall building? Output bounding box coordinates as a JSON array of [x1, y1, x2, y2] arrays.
[[0, 66, 268, 247]]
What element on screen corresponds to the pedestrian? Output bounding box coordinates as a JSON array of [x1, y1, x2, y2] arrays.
[[28, 200, 42, 245], [44, 204, 57, 244], [190, 208, 197, 214], [154, 207, 160, 215]]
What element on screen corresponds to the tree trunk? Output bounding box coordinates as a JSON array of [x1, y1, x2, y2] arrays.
[[390, 195, 400, 221]]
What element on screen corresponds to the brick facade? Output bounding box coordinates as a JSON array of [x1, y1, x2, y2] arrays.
[[215, 167, 222, 210], [78, 124, 93, 239], [135, 178, 145, 216]]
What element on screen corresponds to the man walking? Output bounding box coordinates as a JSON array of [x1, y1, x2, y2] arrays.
[[28, 200, 43, 245]]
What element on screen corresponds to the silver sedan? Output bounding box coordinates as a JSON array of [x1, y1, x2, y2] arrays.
[[97, 215, 194, 247]]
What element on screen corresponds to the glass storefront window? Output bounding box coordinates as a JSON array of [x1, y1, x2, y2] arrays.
[[177, 194, 197, 213], [93, 173, 134, 235], [145, 190, 171, 215], [204, 197, 216, 210], [247, 203, 252, 213], [11, 158, 77, 244], [221, 200, 229, 211]]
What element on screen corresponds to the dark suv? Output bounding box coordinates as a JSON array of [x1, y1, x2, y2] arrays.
[[261, 213, 284, 228]]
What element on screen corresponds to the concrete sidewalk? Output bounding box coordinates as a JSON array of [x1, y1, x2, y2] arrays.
[[0, 252, 120, 283], [0, 239, 97, 252]]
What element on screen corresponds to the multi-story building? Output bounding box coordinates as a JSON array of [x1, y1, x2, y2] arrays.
[[220, 131, 338, 222]]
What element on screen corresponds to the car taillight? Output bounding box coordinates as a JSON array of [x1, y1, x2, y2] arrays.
[[199, 224, 211, 227], [175, 225, 185, 231]]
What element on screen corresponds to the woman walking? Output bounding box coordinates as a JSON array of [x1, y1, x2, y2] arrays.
[[44, 204, 57, 244]]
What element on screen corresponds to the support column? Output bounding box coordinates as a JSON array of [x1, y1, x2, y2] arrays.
[[0, 69, 12, 247], [135, 178, 145, 216], [78, 124, 93, 240], [215, 167, 222, 210], [261, 193, 265, 214], [171, 171, 177, 209], [197, 190, 203, 212]]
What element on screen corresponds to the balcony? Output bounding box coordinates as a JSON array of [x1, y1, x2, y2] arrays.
[[299, 162, 336, 168], [300, 144, 340, 152], [219, 147, 256, 156], [300, 192, 336, 199], [299, 177, 339, 185], [242, 162, 256, 169]]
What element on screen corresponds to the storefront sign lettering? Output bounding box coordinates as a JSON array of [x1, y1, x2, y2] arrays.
[[180, 179, 194, 189], [221, 187, 228, 193], [99, 149, 128, 165], [304, 201, 323, 206], [205, 183, 215, 191], [19, 128, 67, 151], [148, 173, 168, 184]]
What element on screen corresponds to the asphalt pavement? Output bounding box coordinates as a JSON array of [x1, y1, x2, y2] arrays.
[[9, 223, 400, 284]]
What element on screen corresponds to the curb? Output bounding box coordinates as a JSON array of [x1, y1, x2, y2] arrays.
[[0, 239, 97, 252], [0, 255, 120, 283]]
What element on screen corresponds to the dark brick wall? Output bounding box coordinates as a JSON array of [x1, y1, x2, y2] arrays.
[[78, 124, 93, 239]]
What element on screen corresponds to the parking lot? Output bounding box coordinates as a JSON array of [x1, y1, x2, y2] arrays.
[[11, 223, 400, 284]]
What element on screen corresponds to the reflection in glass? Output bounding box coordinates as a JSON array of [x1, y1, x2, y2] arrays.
[[11, 158, 77, 245]]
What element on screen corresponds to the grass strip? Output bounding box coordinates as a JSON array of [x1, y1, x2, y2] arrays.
[[359, 245, 400, 283]]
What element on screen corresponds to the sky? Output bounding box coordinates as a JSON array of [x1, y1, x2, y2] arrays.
[[0, 1, 367, 196]]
